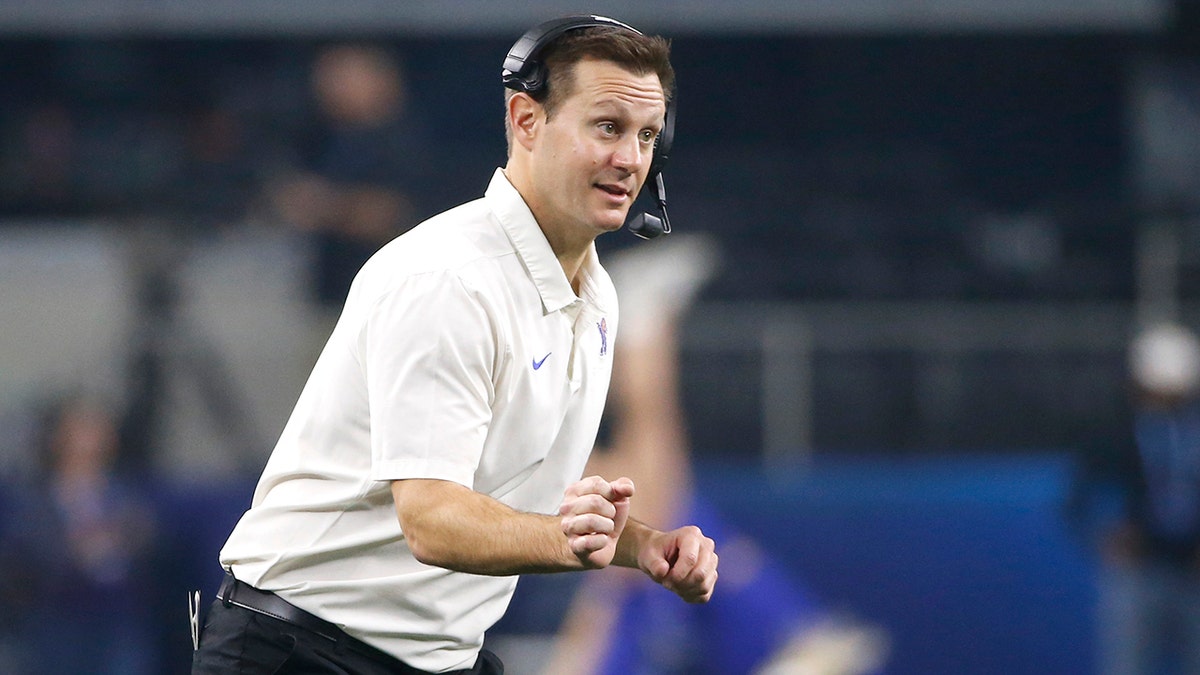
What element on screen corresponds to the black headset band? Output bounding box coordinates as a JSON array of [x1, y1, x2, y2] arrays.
[[501, 15, 642, 93]]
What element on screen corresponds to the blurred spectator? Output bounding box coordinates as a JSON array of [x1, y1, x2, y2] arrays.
[[17, 103, 77, 211], [0, 394, 161, 674], [1076, 323, 1200, 674], [266, 44, 432, 316], [160, 103, 260, 227], [541, 235, 888, 675], [0, 102, 81, 215]]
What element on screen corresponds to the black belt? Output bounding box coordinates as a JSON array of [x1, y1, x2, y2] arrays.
[[217, 573, 436, 672], [215, 573, 498, 675], [217, 573, 346, 642]]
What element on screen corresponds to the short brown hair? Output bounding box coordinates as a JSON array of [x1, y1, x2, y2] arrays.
[[505, 25, 673, 153]]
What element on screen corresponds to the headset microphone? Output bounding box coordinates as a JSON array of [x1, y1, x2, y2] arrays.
[[503, 14, 676, 240], [628, 173, 670, 239]]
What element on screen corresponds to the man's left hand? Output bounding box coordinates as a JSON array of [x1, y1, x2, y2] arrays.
[[638, 525, 718, 603]]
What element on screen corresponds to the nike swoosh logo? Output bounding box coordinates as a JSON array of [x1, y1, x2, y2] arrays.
[[532, 352, 551, 370]]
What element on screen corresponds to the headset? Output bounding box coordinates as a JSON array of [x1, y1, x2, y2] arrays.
[[502, 15, 674, 239]]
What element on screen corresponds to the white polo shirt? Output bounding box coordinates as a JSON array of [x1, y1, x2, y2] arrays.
[[219, 169, 617, 672]]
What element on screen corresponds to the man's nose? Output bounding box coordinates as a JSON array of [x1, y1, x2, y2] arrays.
[[611, 136, 645, 171]]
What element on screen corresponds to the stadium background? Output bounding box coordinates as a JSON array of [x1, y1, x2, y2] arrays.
[[1, 1, 1199, 672]]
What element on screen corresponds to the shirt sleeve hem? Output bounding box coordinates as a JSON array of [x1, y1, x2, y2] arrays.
[[371, 459, 475, 488]]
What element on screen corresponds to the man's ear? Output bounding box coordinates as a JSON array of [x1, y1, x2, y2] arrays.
[[507, 92, 541, 152]]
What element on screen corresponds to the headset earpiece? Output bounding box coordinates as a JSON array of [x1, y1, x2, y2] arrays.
[[649, 92, 675, 179], [632, 96, 675, 239]]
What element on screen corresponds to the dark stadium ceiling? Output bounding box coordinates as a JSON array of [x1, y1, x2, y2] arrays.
[[0, 0, 1171, 36]]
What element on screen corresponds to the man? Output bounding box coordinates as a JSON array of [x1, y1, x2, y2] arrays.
[[267, 44, 430, 315], [1079, 322, 1200, 674], [192, 16, 718, 675]]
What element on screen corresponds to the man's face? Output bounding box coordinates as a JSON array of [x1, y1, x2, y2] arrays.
[[529, 58, 666, 237]]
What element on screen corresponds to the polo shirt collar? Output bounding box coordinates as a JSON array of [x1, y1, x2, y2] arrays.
[[487, 168, 600, 315]]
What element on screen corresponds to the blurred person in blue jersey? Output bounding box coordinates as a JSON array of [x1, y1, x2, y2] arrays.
[[0, 395, 161, 675], [542, 235, 889, 675], [1079, 322, 1200, 674]]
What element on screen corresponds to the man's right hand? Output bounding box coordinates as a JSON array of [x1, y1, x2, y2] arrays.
[[558, 476, 635, 568]]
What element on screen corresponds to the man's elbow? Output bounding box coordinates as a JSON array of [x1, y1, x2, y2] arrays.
[[393, 480, 454, 567], [404, 529, 438, 567], [393, 505, 442, 566], [398, 505, 471, 570]]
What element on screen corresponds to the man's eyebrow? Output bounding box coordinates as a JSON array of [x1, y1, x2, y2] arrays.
[[589, 98, 630, 112], [589, 98, 665, 125]]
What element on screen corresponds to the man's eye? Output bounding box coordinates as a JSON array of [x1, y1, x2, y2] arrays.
[[639, 130, 656, 144], [600, 123, 617, 135]]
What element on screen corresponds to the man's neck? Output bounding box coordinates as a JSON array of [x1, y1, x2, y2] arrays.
[[503, 166, 593, 295], [555, 245, 589, 296]]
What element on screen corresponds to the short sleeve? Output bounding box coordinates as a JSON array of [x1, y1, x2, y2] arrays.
[[362, 270, 498, 487]]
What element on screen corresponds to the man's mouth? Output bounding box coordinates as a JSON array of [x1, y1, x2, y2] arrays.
[[596, 183, 630, 198]]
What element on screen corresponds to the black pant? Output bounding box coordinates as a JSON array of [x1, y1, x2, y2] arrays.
[[192, 600, 504, 675]]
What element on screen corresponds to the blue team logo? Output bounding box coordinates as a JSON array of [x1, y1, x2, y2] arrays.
[[598, 318, 608, 356]]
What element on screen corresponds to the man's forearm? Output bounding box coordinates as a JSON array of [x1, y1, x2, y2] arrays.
[[392, 479, 588, 576]]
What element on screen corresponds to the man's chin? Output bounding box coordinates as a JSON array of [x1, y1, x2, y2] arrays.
[[600, 219, 629, 235], [588, 210, 630, 235]]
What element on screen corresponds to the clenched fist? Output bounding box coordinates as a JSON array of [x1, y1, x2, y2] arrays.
[[637, 525, 718, 603], [558, 475, 635, 569]]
